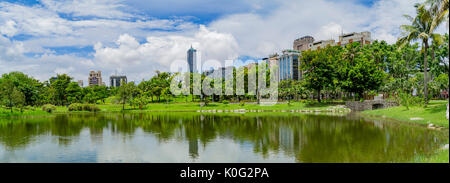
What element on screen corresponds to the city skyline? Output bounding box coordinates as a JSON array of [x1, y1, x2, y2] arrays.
[[1, 0, 449, 85]]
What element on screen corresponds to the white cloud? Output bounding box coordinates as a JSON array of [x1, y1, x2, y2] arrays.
[[40, 0, 133, 19], [208, 0, 427, 57], [93, 25, 239, 81], [0, 35, 25, 61]]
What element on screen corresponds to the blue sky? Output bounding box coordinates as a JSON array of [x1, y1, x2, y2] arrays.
[[1, 0, 445, 84]]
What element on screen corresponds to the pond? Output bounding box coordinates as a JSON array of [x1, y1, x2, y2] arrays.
[[0, 112, 447, 163]]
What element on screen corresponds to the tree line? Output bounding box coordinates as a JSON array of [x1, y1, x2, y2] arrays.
[[1, 0, 448, 111]]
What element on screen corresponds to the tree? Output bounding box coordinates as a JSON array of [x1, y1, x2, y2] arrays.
[[12, 89, 26, 113], [66, 82, 82, 104], [427, 0, 449, 33], [398, 3, 445, 103], [301, 46, 341, 102], [50, 74, 72, 105], [0, 78, 25, 113], [117, 81, 137, 111], [1, 72, 42, 106], [339, 43, 386, 100]]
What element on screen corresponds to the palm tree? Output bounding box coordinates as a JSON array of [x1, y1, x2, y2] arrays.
[[397, 4, 444, 103], [427, 0, 449, 33]]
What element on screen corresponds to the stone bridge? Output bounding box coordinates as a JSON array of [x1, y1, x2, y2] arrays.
[[345, 100, 398, 111]]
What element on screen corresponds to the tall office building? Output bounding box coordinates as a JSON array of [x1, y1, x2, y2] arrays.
[[110, 75, 127, 87], [88, 71, 104, 86], [278, 50, 301, 81], [187, 46, 197, 73]]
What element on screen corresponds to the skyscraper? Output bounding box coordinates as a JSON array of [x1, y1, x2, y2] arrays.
[[187, 46, 197, 73]]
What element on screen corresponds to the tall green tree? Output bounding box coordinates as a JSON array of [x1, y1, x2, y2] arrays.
[[398, 3, 445, 103], [1, 72, 42, 106], [339, 43, 386, 100], [301, 46, 341, 102], [50, 74, 72, 105], [0, 78, 25, 113], [117, 81, 137, 110], [66, 82, 83, 103]]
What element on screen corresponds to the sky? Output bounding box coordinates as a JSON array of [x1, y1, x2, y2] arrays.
[[0, 0, 448, 85]]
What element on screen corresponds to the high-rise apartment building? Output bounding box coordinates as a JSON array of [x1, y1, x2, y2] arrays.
[[88, 71, 104, 86]]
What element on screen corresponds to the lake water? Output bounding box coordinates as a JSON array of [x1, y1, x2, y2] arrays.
[[0, 112, 447, 163]]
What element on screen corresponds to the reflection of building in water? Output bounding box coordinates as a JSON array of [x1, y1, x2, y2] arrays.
[[188, 138, 199, 159], [279, 127, 294, 151], [89, 128, 104, 145]]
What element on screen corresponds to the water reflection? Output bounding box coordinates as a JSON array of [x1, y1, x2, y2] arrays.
[[0, 113, 447, 163]]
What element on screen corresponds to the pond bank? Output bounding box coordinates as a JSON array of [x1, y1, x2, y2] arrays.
[[360, 100, 449, 163], [1, 102, 349, 117]]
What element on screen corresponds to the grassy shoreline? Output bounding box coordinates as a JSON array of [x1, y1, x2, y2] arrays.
[[361, 100, 449, 128], [0, 101, 348, 117], [361, 100, 449, 163]]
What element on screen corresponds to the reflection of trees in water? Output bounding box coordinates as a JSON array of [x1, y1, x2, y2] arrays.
[[0, 113, 447, 162]]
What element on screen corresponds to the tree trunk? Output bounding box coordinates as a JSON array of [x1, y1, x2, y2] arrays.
[[424, 41, 429, 104], [317, 89, 321, 103], [122, 101, 125, 111]]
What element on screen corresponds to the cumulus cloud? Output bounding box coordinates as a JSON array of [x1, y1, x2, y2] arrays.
[[93, 25, 239, 81], [0, 35, 25, 61], [208, 0, 427, 58]]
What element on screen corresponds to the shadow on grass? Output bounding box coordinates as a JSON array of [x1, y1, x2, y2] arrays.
[[304, 102, 341, 108], [425, 103, 447, 113]]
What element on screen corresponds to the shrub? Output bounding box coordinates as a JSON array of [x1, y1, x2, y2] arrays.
[[239, 101, 245, 106], [85, 104, 100, 112], [42, 104, 56, 113], [68, 103, 100, 112], [68, 103, 83, 111], [396, 92, 424, 110], [222, 100, 229, 105]]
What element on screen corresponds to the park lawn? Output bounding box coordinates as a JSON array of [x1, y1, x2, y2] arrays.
[[362, 100, 449, 128], [0, 106, 67, 117], [0, 101, 345, 117], [96, 101, 344, 112]]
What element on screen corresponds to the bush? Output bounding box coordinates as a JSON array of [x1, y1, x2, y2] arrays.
[[396, 92, 424, 110], [68, 103, 83, 111], [42, 104, 56, 113], [222, 100, 229, 105], [239, 101, 245, 106], [68, 103, 100, 112]]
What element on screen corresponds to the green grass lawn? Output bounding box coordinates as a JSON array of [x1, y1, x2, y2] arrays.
[[0, 101, 345, 117], [362, 100, 449, 128], [0, 106, 67, 117], [98, 101, 345, 112], [362, 100, 449, 163]]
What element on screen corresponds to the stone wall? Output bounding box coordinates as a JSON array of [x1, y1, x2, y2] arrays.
[[345, 100, 398, 111]]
